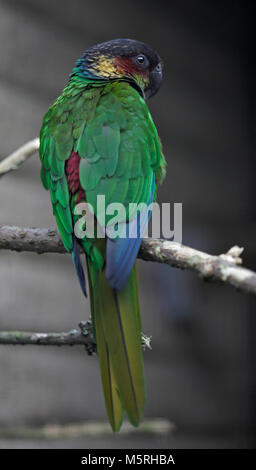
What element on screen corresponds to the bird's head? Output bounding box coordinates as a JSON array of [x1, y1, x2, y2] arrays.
[[72, 38, 163, 99]]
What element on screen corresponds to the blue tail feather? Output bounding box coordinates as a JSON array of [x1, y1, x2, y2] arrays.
[[106, 173, 155, 291], [72, 237, 87, 297]]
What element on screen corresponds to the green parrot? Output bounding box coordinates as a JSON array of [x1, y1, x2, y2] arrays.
[[39, 38, 166, 431]]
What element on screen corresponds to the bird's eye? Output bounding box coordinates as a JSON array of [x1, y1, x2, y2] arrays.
[[133, 54, 149, 68], [136, 54, 145, 64], [155, 63, 162, 72]]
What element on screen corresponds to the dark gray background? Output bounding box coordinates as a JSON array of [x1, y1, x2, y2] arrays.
[[0, 0, 255, 448]]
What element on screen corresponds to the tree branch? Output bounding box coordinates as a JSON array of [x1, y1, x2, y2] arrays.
[[0, 225, 256, 295], [0, 322, 95, 350], [0, 321, 151, 351], [0, 138, 39, 177], [0, 418, 174, 438]]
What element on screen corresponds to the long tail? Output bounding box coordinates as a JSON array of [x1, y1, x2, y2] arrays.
[[87, 259, 145, 431]]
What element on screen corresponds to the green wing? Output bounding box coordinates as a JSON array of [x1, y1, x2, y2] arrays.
[[39, 80, 103, 252]]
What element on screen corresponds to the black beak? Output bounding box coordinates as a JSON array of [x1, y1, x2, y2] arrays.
[[145, 63, 163, 99]]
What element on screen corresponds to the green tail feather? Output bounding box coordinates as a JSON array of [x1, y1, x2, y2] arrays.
[[87, 260, 145, 431]]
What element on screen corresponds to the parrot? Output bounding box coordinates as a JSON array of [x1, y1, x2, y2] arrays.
[[39, 38, 166, 431]]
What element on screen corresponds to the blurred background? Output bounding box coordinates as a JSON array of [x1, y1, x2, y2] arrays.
[[0, 0, 255, 449]]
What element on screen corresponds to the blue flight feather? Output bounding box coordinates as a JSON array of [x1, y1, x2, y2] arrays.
[[72, 237, 87, 297], [106, 173, 155, 291]]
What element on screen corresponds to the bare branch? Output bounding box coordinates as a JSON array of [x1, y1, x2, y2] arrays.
[[0, 418, 174, 438], [139, 239, 256, 295], [0, 225, 67, 254], [0, 322, 151, 352], [0, 138, 40, 177], [0, 325, 94, 348], [0, 225, 256, 296]]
